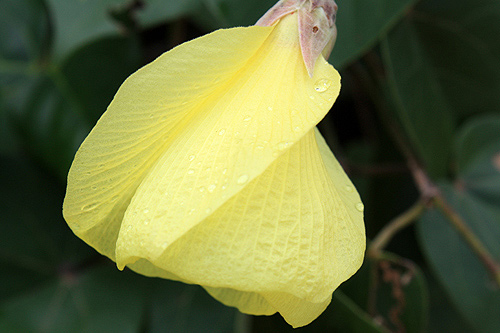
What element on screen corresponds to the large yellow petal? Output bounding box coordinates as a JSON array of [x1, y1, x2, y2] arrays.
[[126, 129, 365, 327], [63, 24, 274, 258], [63, 13, 339, 263], [112, 14, 340, 267]]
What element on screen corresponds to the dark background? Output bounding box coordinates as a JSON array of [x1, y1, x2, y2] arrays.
[[1, 0, 499, 332]]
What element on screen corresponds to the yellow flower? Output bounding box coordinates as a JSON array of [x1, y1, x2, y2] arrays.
[[63, 0, 365, 328]]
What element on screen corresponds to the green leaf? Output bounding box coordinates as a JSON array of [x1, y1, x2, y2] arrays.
[[331, 0, 418, 68], [455, 115, 500, 207], [45, 0, 129, 60], [8, 73, 90, 179], [0, 156, 93, 300], [0, 0, 50, 62], [148, 281, 237, 333], [381, 18, 455, 179], [0, 267, 149, 333], [418, 184, 500, 333], [60, 36, 141, 124], [326, 290, 389, 333], [46, 0, 204, 61], [189, 0, 275, 29], [411, 0, 500, 118], [137, 0, 203, 27]]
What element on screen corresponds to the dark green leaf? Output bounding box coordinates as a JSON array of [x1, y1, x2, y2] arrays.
[[45, 0, 128, 60], [60, 36, 141, 124], [9, 73, 90, 179], [412, 0, 500, 118], [138, 0, 203, 27], [0, 0, 50, 62], [455, 115, 500, 207], [381, 18, 455, 179], [0, 156, 93, 300], [148, 281, 237, 333], [418, 184, 500, 333], [332, 0, 418, 68], [0, 266, 149, 333], [327, 290, 389, 333]]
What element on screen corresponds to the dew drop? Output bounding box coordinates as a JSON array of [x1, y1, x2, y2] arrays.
[[126, 225, 132, 231], [355, 203, 365, 212], [256, 145, 264, 150], [189, 208, 196, 215], [91, 185, 97, 190], [187, 169, 195, 175], [243, 115, 252, 122], [188, 155, 195, 161], [81, 203, 98, 211], [293, 126, 301, 132], [237, 174, 249, 184], [345, 185, 354, 192], [276, 141, 292, 151], [222, 168, 227, 175], [144, 219, 150, 225], [205, 208, 212, 214], [206, 167, 211, 172], [218, 129, 226, 136], [207, 184, 216, 192], [143, 208, 150, 214], [199, 186, 205, 192], [314, 79, 331, 92], [267, 106, 273, 111]]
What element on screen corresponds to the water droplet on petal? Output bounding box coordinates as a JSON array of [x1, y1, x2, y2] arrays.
[[218, 129, 226, 136], [355, 203, 364, 212], [207, 184, 216, 192], [293, 126, 301, 132], [205, 208, 212, 214], [188, 155, 195, 161], [243, 115, 252, 121], [237, 174, 249, 184], [314, 79, 331, 92], [267, 106, 273, 111], [187, 169, 195, 175], [143, 208, 150, 214], [144, 219, 150, 225], [345, 185, 353, 192], [81, 203, 98, 211]]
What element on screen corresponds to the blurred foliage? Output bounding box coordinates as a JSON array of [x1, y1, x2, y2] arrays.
[[1, 0, 499, 332]]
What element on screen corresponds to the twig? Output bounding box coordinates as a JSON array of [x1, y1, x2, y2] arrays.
[[357, 50, 500, 287], [368, 200, 426, 257], [433, 195, 500, 287]]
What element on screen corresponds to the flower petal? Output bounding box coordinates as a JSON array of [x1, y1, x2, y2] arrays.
[[62, 24, 274, 258], [111, 14, 340, 267], [125, 129, 364, 327]]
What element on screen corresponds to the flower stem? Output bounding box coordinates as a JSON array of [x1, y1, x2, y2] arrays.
[[368, 200, 426, 257]]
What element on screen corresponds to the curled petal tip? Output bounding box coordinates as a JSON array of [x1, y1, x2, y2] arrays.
[[256, 0, 338, 77]]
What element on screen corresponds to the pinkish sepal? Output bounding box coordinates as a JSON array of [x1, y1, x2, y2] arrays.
[[256, 0, 338, 77]]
